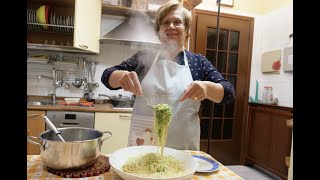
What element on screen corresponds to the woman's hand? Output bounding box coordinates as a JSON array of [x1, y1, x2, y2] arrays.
[[179, 81, 224, 103], [109, 70, 142, 95], [119, 71, 142, 95], [179, 81, 207, 101]]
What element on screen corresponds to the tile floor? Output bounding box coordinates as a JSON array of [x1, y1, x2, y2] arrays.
[[226, 165, 283, 180]]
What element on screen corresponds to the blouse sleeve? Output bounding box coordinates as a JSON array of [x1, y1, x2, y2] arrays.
[[199, 54, 235, 104], [101, 52, 139, 90]]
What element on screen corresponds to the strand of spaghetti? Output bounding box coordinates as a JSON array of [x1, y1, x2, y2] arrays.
[[154, 104, 172, 156]]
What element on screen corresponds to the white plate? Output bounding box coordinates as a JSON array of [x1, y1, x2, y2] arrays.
[[192, 155, 220, 172], [109, 146, 198, 180]]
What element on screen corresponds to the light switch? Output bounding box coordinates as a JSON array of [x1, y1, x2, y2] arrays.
[[283, 46, 293, 72]]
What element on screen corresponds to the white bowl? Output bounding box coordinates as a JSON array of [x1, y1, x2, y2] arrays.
[[64, 97, 80, 104], [109, 146, 198, 180]]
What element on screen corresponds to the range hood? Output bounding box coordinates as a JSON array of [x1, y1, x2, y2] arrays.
[[100, 13, 161, 45]]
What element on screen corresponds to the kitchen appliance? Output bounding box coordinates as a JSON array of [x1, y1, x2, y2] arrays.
[[98, 94, 134, 110], [111, 101, 134, 110], [100, 12, 161, 45], [27, 127, 112, 170], [45, 111, 94, 129]]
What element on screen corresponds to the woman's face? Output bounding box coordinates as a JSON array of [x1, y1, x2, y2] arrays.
[[158, 8, 186, 48]]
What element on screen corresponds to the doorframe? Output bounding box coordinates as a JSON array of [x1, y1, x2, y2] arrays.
[[189, 9, 254, 164]]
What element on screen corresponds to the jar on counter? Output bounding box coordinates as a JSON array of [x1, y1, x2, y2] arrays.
[[262, 86, 273, 104]]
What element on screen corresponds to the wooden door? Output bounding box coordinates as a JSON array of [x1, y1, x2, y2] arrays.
[[190, 10, 254, 165], [27, 111, 46, 155]]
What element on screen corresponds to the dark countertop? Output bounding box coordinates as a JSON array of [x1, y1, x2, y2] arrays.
[[27, 95, 132, 113], [249, 101, 293, 112]]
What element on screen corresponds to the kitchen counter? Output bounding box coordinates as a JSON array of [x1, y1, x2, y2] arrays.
[[27, 151, 244, 180], [27, 103, 132, 113]]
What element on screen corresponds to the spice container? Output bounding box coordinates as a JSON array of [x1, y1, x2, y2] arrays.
[[262, 86, 273, 104]]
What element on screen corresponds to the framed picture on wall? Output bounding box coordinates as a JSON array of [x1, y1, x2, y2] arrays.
[[217, 0, 234, 7]]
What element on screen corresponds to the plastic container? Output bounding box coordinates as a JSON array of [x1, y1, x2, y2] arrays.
[[64, 98, 80, 104]]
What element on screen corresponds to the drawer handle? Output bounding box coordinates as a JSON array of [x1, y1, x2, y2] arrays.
[[119, 115, 131, 119], [27, 114, 39, 117], [79, 45, 88, 49], [61, 123, 79, 127]]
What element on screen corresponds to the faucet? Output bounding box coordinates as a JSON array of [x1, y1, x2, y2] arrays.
[[38, 74, 57, 104]]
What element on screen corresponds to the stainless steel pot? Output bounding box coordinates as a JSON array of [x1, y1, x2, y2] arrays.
[[27, 127, 112, 170]]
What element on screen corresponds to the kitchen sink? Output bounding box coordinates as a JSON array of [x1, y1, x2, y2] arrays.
[[27, 100, 54, 106]]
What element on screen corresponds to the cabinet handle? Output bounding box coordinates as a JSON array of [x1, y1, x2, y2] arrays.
[[119, 115, 131, 119], [61, 123, 79, 127], [27, 114, 39, 118], [79, 45, 88, 49]]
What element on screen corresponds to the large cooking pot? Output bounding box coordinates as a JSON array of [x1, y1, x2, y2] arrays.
[[27, 127, 112, 170]]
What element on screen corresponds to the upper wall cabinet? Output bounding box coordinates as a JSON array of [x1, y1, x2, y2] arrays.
[[27, 0, 101, 54]]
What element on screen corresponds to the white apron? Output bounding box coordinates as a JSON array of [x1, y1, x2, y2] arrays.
[[128, 50, 201, 150]]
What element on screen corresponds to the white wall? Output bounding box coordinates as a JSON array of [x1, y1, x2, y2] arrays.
[[249, 5, 293, 107], [195, 3, 293, 107]]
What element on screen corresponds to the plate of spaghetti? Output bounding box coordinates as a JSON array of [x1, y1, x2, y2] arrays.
[[109, 145, 198, 180], [109, 104, 197, 180]]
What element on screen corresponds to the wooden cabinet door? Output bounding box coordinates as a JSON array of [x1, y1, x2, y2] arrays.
[[191, 10, 254, 165], [74, 0, 101, 53], [246, 104, 292, 179], [27, 111, 46, 155], [95, 113, 132, 154]]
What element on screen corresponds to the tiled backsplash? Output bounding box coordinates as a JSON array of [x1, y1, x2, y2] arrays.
[[27, 42, 159, 99]]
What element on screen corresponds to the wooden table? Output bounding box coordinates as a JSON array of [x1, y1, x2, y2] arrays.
[[27, 151, 243, 180]]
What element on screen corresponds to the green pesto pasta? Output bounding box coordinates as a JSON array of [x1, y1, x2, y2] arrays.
[[121, 152, 187, 178], [154, 104, 172, 156], [121, 104, 187, 178]]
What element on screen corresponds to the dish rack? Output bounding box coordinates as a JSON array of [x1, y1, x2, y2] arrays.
[[27, 8, 74, 34]]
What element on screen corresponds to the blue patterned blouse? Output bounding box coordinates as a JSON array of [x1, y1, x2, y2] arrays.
[[101, 49, 235, 104]]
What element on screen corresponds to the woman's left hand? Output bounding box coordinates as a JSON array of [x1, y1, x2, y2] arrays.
[[179, 81, 207, 102]]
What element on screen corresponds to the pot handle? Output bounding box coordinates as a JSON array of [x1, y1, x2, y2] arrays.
[[101, 131, 112, 145], [27, 136, 42, 147]]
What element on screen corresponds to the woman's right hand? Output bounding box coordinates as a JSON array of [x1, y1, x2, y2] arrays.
[[119, 71, 142, 95]]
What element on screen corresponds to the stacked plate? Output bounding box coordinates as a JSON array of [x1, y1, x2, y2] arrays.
[[50, 12, 74, 33], [27, 9, 40, 31], [27, 6, 74, 33]]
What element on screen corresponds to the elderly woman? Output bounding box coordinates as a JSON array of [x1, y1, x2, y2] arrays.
[[101, 0, 235, 150]]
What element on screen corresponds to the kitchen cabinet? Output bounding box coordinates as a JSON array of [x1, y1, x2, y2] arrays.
[[95, 112, 132, 154], [244, 103, 293, 179], [27, 110, 46, 155], [27, 0, 101, 54]]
